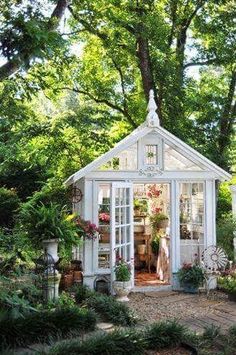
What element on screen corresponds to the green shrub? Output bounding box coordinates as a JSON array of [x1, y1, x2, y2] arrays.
[[84, 293, 137, 326], [0, 306, 97, 349], [0, 187, 20, 228], [74, 284, 95, 304], [217, 183, 232, 220], [42, 329, 145, 355], [0, 276, 41, 318], [217, 215, 236, 261], [144, 320, 186, 349]]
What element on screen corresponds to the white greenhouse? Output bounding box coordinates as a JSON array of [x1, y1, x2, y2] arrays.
[[65, 90, 232, 292]]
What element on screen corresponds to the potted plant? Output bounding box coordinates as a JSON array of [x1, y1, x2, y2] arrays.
[[218, 269, 236, 302], [150, 213, 169, 230], [177, 263, 205, 293], [19, 202, 80, 261], [134, 199, 141, 216], [113, 258, 132, 302]]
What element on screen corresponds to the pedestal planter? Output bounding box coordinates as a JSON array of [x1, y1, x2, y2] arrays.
[[113, 280, 132, 302], [42, 239, 59, 263], [183, 283, 198, 294], [43, 273, 61, 301]]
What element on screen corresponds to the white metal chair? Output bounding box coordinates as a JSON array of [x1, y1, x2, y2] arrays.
[[201, 245, 228, 297]]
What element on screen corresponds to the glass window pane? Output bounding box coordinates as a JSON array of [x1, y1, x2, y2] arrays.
[[165, 144, 203, 171], [145, 144, 158, 165], [98, 144, 138, 171]]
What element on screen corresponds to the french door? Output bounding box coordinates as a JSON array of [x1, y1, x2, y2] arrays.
[[111, 182, 134, 288]]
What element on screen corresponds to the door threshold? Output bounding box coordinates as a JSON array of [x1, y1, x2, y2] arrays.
[[132, 284, 172, 293]]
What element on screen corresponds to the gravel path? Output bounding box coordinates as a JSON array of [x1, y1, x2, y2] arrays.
[[127, 290, 235, 331]]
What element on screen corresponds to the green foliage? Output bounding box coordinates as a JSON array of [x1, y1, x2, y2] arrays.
[[177, 264, 205, 288], [74, 284, 95, 304], [0, 187, 20, 228], [217, 183, 232, 220], [0, 306, 97, 349], [216, 215, 236, 261], [144, 321, 186, 350], [218, 271, 236, 294], [19, 201, 80, 249], [115, 259, 131, 281], [42, 291, 76, 310], [150, 234, 160, 255], [44, 329, 145, 355], [84, 293, 137, 326], [0, 276, 41, 319]]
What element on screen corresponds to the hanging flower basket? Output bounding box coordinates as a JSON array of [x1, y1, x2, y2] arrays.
[[75, 216, 100, 240]]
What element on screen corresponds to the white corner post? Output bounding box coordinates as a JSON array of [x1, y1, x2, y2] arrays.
[[230, 185, 236, 262]]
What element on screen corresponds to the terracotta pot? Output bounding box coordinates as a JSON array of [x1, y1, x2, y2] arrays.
[[113, 280, 132, 302], [73, 271, 83, 283], [137, 244, 146, 255], [61, 273, 73, 289]]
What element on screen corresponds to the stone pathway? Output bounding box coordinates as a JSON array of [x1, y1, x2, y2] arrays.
[[128, 291, 236, 334]]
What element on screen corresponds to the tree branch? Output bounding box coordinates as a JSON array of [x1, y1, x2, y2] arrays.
[[59, 86, 138, 128], [183, 58, 219, 69], [0, 0, 68, 81]]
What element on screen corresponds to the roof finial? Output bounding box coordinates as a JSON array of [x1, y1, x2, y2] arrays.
[[146, 89, 159, 127]]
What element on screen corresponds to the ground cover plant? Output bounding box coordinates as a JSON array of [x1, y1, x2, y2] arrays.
[[74, 285, 137, 326], [36, 322, 236, 355], [0, 306, 97, 350]]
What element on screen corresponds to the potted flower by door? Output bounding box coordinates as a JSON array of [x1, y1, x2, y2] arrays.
[[113, 258, 132, 302], [177, 263, 205, 293], [218, 269, 236, 302]]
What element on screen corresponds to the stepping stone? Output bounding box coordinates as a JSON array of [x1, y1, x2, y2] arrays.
[[97, 322, 114, 331]]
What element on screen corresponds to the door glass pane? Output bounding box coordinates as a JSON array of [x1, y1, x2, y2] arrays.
[[126, 206, 130, 224], [121, 207, 126, 225], [126, 188, 130, 204], [126, 226, 130, 243], [121, 246, 125, 259], [121, 226, 126, 244], [126, 244, 130, 262], [179, 182, 204, 264], [115, 207, 120, 224], [115, 227, 120, 245], [98, 184, 111, 269]]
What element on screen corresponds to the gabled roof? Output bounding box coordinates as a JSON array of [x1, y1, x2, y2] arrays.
[[65, 91, 231, 185]]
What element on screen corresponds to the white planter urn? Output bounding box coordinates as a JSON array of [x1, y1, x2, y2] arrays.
[[42, 238, 59, 264], [113, 280, 132, 302]]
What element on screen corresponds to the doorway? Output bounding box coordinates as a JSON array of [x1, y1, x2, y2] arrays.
[[133, 183, 171, 287]]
